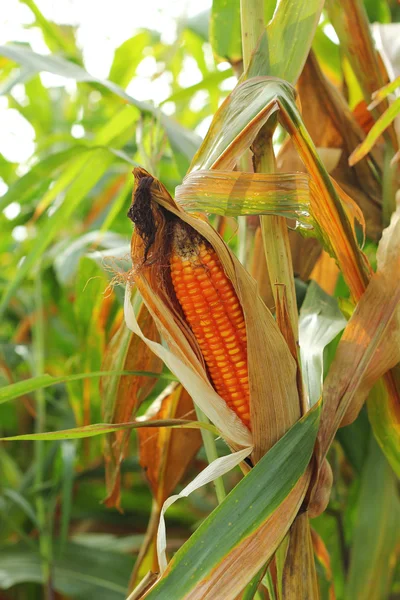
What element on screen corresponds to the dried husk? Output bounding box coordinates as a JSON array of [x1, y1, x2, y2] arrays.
[[130, 382, 202, 586], [138, 382, 202, 505], [127, 167, 300, 460], [101, 304, 163, 509], [318, 206, 400, 460], [281, 513, 319, 600], [279, 51, 383, 241]]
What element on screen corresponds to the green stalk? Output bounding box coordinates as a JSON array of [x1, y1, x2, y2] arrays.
[[194, 406, 226, 504], [33, 267, 53, 599], [240, 0, 299, 343]]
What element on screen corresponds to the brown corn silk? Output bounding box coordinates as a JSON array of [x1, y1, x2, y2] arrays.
[[128, 167, 300, 459]]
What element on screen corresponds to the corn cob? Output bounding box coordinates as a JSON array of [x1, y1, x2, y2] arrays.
[[170, 224, 250, 428]]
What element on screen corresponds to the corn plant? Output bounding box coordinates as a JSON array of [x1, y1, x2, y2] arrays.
[[0, 0, 399, 599]]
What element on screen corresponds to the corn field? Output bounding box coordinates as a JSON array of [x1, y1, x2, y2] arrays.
[[0, 0, 400, 598]]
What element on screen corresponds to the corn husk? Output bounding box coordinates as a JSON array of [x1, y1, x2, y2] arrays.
[[125, 167, 300, 461]]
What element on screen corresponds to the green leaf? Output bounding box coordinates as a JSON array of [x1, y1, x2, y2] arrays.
[[20, 0, 78, 55], [369, 75, 400, 107], [299, 282, 346, 406], [53, 231, 127, 285], [0, 419, 217, 442], [187, 10, 210, 41], [0, 148, 114, 317], [0, 542, 133, 599], [0, 371, 176, 405], [349, 97, 400, 165], [109, 31, 155, 88], [0, 44, 149, 112], [0, 146, 90, 212], [363, 0, 391, 24], [345, 436, 400, 599], [1, 489, 38, 527], [0, 44, 200, 168], [145, 404, 320, 599], [210, 0, 243, 63], [336, 407, 370, 473], [367, 377, 400, 478], [210, 1, 278, 63], [247, 0, 324, 83], [59, 441, 76, 551], [190, 77, 295, 171]]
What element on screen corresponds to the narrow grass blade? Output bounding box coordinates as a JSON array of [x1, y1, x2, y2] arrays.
[[0, 370, 176, 405]]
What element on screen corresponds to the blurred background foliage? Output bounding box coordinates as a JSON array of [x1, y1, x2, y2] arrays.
[[0, 0, 399, 598]]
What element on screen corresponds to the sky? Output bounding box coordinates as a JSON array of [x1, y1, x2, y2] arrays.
[[0, 0, 213, 165]]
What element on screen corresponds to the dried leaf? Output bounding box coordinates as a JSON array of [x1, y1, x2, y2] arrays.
[[326, 0, 398, 152], [310, 250, 340, 295], [318, 208, 400, 460], [280, 51, 382, 241], [101, 304, 163, 509], [281, 513, 319, 600], [175, 170, 312, 226], [311, 528, 335, 600], [130, 383, 202, 583], [186, 74, 370, 300], [138, 383, 202, 504]]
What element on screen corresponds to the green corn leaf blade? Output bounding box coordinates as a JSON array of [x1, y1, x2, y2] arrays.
[[0, 148, 115, 317], [0, 44, 149, 112], [53, 231, 128, 286], [20, 0, 78, 56], [210, 0, 243, 63], [0, 419, 217, 442], [0, 371, 176, 405], [345, 435, 400, 599], [246, 0, 324, 83], [312, 26, 341, 82], [367, 377, 400, 478], [160, 69, 233, 107], [0, 44, 200, 167], [108, 31, 157, 88], [349, 97, 400, 165], [299, 281, 346, 407], [0, 145, 90, 213], [1, 489, 38, 527], [210, 0, 277, 64], [369, 75, 400, 107], [186, 9, 210, 41], [59, 441, 76, 551], [336, 407, 371, 474], [0, 101, 141, 317], [189, 77, 295, 171], [0, 542, 132, 599], [144, 403, 320, 600], [364, 0, 391, 23]]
